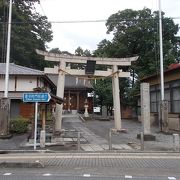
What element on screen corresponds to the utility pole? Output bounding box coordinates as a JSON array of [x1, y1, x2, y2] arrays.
[[0, 0, 13, 137], [158, 0, 169, 132], [159, 0, 164, 101], [4, 0, 13, 98]]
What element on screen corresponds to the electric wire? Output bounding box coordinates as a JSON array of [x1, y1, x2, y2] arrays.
[[0, 17, 180, 25]]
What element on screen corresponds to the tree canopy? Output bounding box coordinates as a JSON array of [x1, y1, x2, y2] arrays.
[[0, 0, 53, 70], [95, 8, 179, 78], [93, 8, 179, 107]]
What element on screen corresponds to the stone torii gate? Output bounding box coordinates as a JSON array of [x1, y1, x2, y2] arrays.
[[36, 49, 138, 132]]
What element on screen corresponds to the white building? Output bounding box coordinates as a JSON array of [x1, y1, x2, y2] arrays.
[[0, 63, 56, 118]]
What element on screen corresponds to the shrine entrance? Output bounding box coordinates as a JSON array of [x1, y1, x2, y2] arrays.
[[64, 91, 78, 110], [36, 49, 138, 132]]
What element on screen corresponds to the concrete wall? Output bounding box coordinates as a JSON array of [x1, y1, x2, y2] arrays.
[[138, 113, 157, 126], [167, 114, 180, 131], [150, 113, 180, 131]]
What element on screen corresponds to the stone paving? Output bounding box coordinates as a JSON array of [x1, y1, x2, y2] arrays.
[[43, 156, 180, 168], [0, 114, 179, 152], [83, 117, 177, 151], [62, 114, 133, 151]]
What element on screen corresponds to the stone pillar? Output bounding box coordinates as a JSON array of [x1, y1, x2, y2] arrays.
[[0, 98, 10, 137], [160, 100, 169, 133], [139, 83, 155, 141], [77, 92, 80, 111], [40, 105, 46, 147], [112, 65, 121, 130], [55, 61, 66, 132], [102, 106, 107, 118], [42, 105, 46, 131], [141, 83, 151, 134], [173, 134, 179, 151], [40, 130, 45, 148], [68, 90, 71, 111], [112, 73, 116, 127]]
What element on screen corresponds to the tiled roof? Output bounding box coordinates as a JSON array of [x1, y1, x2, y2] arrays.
[[141, 63, 180, 81], [0, 63, 43, 75], [47, 74, 93, 90]]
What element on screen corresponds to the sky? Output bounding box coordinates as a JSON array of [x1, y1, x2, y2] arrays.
[[36, 0, 180, 54]]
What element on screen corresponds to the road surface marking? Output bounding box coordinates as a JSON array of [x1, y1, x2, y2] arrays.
[[83, 174, 91, 177], [125, 175, 132, 178], [3, 173, 12, 176], [168, 177, 176, 180], [43, 173, 51, 176]]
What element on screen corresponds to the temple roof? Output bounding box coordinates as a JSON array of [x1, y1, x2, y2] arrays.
[[47, 74, 93, 90]]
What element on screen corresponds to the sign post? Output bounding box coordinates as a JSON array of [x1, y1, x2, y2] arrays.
[[23, 93, 51, 150], [34, 102, 38, 150]]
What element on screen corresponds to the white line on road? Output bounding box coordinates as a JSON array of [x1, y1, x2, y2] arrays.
[[3, 173, 12, 176], [43, 173, 51, 176], [168, 177, 176, 180], [83, 174, 91, 177], [125, 175, 132, 178]]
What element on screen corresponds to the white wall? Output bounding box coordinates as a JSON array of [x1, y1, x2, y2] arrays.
[[0, 77, 15, 91], [0, 78, 5, 91], [0, 76, 47, 92], [16, 76, 37, 91]]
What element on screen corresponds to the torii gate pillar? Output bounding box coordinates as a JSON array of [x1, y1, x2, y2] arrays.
[[112, 65, 121, 130], [55, 61, 65, 131]]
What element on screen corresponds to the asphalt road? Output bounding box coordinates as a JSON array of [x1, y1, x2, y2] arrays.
[[0, 172, 179, 180], [0, 153, 180, 179]]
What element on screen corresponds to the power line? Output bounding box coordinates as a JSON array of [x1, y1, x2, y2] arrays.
[[0, 16, 180, 25]]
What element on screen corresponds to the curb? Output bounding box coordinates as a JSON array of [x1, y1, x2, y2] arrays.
[[0, 161, 44, 168], [78, 114, 86, 122], [0, 149, 54, 154], [0, 150, 180, 155]]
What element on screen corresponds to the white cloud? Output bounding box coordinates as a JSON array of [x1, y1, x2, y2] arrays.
[[37, 0, 180, 53]]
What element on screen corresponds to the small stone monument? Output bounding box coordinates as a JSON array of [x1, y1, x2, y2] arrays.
[[40, 130, 45, 148], [0, 98, 11, 138], [102, 106, 108, 118], [137, 83, 155, 141], [160, 100, 169, 133]]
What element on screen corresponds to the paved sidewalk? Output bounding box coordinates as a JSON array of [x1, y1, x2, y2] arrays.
[[0, 152, 180, 169]]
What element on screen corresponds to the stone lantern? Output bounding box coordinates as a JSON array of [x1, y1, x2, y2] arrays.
[[84, 99, 89, 117]]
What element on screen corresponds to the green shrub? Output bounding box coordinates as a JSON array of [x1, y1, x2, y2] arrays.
[[10, 116, 29, 134]]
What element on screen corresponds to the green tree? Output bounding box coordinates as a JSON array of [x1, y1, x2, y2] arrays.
[[75, 46, 91, 57], [75, 46, 84, 56], [93, 8, 179, 107], [93, 78, 113, 113], [0, 0, 53, 70], [49, 48, 61, 54], [105, 8, 179, 78]]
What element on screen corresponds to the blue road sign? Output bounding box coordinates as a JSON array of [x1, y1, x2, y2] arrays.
[[23, 93, 51, 103]]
